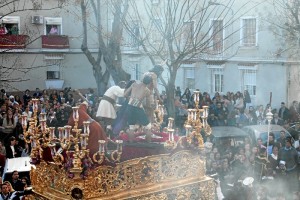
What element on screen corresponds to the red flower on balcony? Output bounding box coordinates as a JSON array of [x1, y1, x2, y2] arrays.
[[0, 35, 29, 49], [42, 35, 70, 49]]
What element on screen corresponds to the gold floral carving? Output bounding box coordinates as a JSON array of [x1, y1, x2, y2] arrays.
[[30, 150, 214, 199]]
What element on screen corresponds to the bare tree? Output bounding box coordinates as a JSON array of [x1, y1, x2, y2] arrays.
[[122, 0, 252, 117], [80, 0, 130, 95], [265, 0, 300, 57]]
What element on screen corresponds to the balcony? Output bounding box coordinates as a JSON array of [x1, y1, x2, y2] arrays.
[[0, 35, 29, 49], [42, 35, 69, 49]]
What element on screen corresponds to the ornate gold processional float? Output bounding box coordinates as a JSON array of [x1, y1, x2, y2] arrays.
[[23, 91, 215, 200]]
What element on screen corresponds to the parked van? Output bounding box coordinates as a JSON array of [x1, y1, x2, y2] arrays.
[[242, 125, 293, 144]]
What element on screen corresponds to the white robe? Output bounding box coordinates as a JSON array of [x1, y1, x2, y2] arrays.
[[96, 86, 124, 119]]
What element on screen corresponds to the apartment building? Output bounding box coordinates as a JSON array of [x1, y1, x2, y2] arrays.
[[0, 0, 298, 108]]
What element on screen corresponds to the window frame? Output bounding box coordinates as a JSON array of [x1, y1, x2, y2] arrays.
[[0, 16, 20, 35], [46, 60, 61, 80], [151, 18, 163, 45], [44, 17, 63, 35], [209, 19, 224, 54], [207, 65, 224, 94], [183, 65, 195, 90], [240, 16, 258, 47], [238, 65, 257, 96], [181, 20, 195, 48]]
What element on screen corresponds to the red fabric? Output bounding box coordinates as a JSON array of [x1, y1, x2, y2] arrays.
[[42, 35, 69, 49], [0, 35, 29, 49], [68, 104, 107, 157], [121, 145, 165, 161], [117, 130, 179, 143]]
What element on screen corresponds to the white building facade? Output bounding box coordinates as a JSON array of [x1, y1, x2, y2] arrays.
[[0, 0, 298, 109]]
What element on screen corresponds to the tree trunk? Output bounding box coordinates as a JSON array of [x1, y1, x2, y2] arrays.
[[94, 64, 109, 96], [165, 69, 177, 118]]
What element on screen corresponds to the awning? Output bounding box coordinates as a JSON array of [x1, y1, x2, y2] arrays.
[[0, 35, 29, 49], [42, 35, 70, 49]]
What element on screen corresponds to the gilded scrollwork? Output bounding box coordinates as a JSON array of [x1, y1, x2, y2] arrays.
[[30, 150, 214, 199]]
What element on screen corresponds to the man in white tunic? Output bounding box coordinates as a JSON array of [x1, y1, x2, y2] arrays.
[[96, 81, 126, 129]]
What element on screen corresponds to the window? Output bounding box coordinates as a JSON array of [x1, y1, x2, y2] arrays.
[[44, 17, 62, 35], [239, 65, 257, 95], [151, 0, 159, 4], [183, 67, 195, 89], [240, 17, 257, 47], [46, 60, 61, 80], [211, 19, 224, 53], [182, 21, 194, 47], [208, 65, 224, 93], [151, 18, 162, 44], [0, 16, 20, 35], [130, 20, 141, 48]]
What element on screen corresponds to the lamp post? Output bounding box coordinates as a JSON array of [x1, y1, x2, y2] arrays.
[[266, 108, 273, 160]]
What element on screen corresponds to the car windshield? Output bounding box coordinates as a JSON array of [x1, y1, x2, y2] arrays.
[[259, 131, 291, 144]]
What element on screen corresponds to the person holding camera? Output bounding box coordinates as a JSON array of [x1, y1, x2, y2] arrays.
[[277, 137, 299, 194]]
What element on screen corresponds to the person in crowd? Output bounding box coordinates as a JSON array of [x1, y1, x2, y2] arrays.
[[33, 88, 42, 99], [270, 112, 284, 126], [264, 132, 279, 156], [175, 86, 181, 100], [142, 65, 164, 123], [268, 145, 279, 173], [243, 90, 251, 109], [2, 109, 16, 136], [214, 102, 228, 126], [256, 138, 267, 156], [255, 105, 265, 125], [5, 136, 18, 159], [181, 88, 191, 107], [9, 170, 24, 191], [21, 177, 30, 189], [96, 81, 126, 130], [277, 130, 287, 148], [22, 106, 32, 122], [0, 141, 6, 156], [289, 100, 300, 122], [278, 102, 289, 123], [234, 91, 244, 110], [277, 137, 299, 195], [49, 25, 58, 35], [0, 24, 8, 35], [0, 182, 17, 200], [21, 143, 31, 157]]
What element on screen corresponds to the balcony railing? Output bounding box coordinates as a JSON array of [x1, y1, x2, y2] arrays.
[[0, 35, 29, 49], [42, 35, 69, 49]]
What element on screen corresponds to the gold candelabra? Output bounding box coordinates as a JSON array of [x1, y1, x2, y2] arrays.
[[21, 99, 123, 179], [184, 91, 211, 149]]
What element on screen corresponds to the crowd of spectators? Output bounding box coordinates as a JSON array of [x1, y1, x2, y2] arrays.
[[0, 87, 100, 199], [171, 87, 300, 199], [173, 87, 300, 129], [0, 85, 299, 199]]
